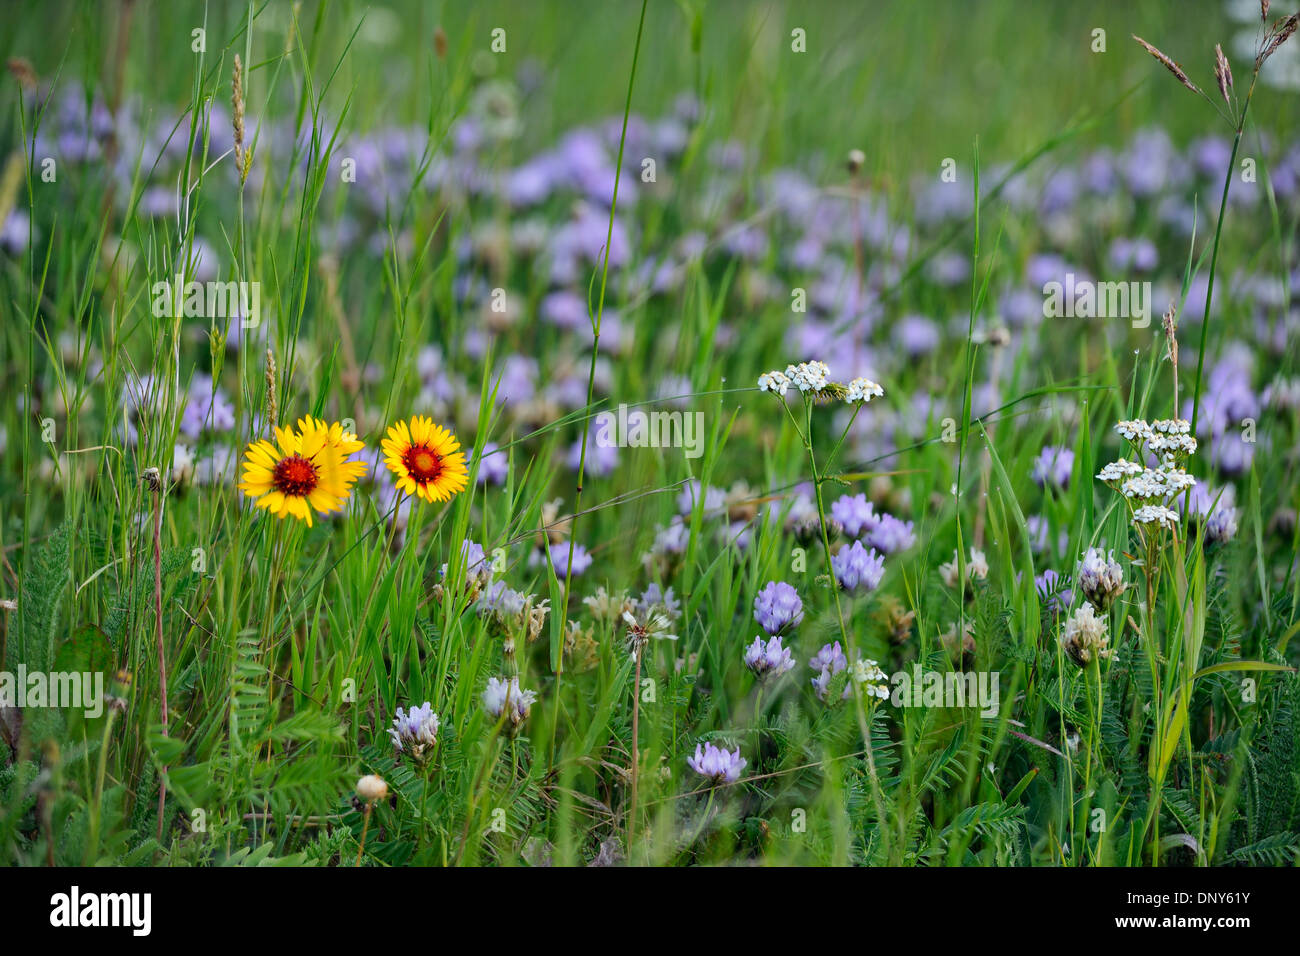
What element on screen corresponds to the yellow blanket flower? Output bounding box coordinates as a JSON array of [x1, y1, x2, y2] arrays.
[[382, 415, 469, 504], [238, 417, 364, 526]]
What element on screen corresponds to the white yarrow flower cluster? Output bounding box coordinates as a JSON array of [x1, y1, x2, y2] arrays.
[[1097, 459, 1142, 482], [845, 377, 884, 404], [1147, 431, 1198, 455], [757, 370, 791, 396], [1114, 420, 1150, 442], [852, 657, 890, 700], [1099, 418, 1198, 532], [1133, 505, 1180, 528], [1120, 469, 1167, 499], [758, 360, 887, 408], [784, 361, 831, 393], [1159, 465, 1196, 493], [1118, 463, 1193, 500]]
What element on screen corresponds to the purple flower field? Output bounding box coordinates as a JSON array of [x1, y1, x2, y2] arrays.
[[1, 1, 1299, 890]]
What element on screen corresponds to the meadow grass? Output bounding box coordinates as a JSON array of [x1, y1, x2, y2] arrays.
[[1, 0, 1299, 867]]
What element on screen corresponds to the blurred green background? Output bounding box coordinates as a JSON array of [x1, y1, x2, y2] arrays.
[[3, 0, 1296, 179]]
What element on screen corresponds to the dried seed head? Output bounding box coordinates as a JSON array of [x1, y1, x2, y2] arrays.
[[1132, 35, 1202, 95], [356, 774, 388, 803], [1162, 301, 1178, 335], [434, 26, 448, 59], [846, 148, 865, 175], [1162, 301, 1179, 367], [264, 349, 278, 432], [6, 57, 38, 89], [1261, 13, 1298, 62], [1261, 0, 1270, 22], [1214, 44, 1233, 103], [538, 498, 572, 544], [231, 54, 248, 183]]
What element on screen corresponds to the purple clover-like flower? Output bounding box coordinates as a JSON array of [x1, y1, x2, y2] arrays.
[[179, 375, 235, 440], [1076, 548, 1125, 611], [686, 741, 747, 785], [568, 423, 619, 476], [482, 676, 537, 728], [831, 541, 885, 592], [441, 538, 493, 581], [531, 540, 593, 579], [753, 581, 804, 634], [1205, 506, 1239, 544], [867, 514, 915, 555], [651, 519, 691, 556], [637, 583, 681, 620], [1034, 569, 1073, 612], [830, 493, 880, 538], [388, 702, 440, 760], [1032, 445, 1074, 489], [677, 480, 726, 516], [743, 635, 796, 681], [810, 641, 850, 701], [1026, 514, 1067, 556]]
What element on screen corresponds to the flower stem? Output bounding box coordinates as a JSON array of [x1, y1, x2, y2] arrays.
[[628, 645, 642, 858], [1190, 75, 1257, 435]]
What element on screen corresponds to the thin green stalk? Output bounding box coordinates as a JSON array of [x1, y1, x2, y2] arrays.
[[1190, 76, 1258, 435], [553, 0, 648, 793]]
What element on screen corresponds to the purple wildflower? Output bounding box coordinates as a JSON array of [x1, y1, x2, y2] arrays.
[[473, 442, 509, 485], [482, 676, 537, 727], [650, 520, 691, 556], [753, 581, 804, 634], [179, 375, 235, 440], [532, 540, 592, 579], [1034, 569, 1073, 612], [744, 635, 796, 681], [636, 583, 681, 620], [1032, 445, 1074, 489], [568, 423, 619, 476], [441, 539, 493, 581], [677, 480, 726, 516], [831, 541, 885, 592], [388, 702, 440, 759], [867, 514, 916, 554], [830, 493, 879, 538], [810, 641, 850, 701], [540, 289, 589, 331], [687, 742, 747, 785]]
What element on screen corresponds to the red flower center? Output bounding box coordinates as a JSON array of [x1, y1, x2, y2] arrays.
[[403, 444, 443, 485], [272, 454, 319, 497]]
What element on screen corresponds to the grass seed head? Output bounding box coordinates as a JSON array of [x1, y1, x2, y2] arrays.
[[1214, 44, 1233, 103], [1132, 35, 1202, 95]]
